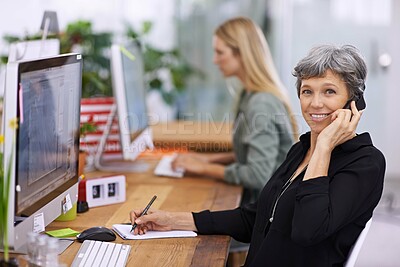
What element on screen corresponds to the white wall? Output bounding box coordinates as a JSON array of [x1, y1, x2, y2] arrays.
[[385, 0, 400, 178]]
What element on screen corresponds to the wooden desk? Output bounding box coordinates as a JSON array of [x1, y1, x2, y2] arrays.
[[48, 158, 242, 266], [151, 121, 233, 152]]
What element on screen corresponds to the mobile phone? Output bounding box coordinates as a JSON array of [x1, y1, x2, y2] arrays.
[[343, 94, 366, 110]]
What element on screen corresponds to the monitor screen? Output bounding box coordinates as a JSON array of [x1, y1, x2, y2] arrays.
[[110, 43, 152, 161], [2, 53, 82, 252], [16, 56, 81, 215]]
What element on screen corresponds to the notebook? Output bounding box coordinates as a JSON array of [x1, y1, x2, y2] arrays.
[[112, 224, 197, 240]]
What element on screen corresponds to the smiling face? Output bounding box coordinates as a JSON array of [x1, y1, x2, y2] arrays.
[[212, 35, 243, 78], [300, 70, 350, 134]]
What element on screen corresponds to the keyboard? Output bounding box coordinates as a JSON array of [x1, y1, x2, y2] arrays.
[[154, 154, 185, 178], [71, 240, 131, 267]]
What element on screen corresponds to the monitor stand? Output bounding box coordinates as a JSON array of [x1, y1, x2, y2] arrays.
[[94, 104, 150, 172], [1, 238, 73, 255], [58, 239, 75, 254]]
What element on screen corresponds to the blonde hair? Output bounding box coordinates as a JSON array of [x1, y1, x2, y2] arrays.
[[215, 17, 298, 140]]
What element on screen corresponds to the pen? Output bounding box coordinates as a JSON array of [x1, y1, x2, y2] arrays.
[[131, 195, 157, 232]]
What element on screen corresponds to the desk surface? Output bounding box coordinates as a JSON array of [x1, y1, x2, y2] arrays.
[[151, 121, 233, 152], [48, 157, 242, 266]]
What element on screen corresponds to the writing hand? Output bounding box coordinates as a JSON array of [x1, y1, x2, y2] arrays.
[[129, 209, 173, 235]]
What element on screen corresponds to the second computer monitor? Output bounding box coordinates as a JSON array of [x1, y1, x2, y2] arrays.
[[110, 43, 153, 161]]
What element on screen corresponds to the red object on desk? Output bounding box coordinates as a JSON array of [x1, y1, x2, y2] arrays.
[[78, 179, 87, 202], [77, 177, 89, 213]]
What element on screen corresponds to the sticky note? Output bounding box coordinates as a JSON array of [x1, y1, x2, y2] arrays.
[[46, 228, 80, 238]]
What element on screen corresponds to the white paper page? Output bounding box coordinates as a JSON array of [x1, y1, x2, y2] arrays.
[[112, 224, 197, 240]]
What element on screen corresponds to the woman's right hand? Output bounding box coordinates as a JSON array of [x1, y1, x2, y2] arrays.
[[129, 210, 197, 235], [129, 209, 173, 235], [317, 101, 362, 151]]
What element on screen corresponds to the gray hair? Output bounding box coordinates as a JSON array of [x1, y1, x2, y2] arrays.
[[292, 44, 367, 99]]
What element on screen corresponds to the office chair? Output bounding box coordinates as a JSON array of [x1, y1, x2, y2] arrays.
[[344, 218, 373, 267]]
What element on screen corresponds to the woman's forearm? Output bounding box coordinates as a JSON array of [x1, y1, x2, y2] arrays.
[[201, 163, 226, 180], [303, 145, 332, 181], [207, 152, 236, 165], [171, 212, 198, 231]]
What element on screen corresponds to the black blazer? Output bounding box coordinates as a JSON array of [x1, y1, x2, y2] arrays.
[[193, 132, 385, 267]]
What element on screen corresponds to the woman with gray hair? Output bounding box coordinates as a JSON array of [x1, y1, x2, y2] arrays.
[[129, 44, 385, 266]]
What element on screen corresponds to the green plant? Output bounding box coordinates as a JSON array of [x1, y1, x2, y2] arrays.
[[125, 21, 204, 105], [80, 121, 97, 138], [60, 20, 113, 98], [0, 118, 18, 262], [79, 121, 97, 153]]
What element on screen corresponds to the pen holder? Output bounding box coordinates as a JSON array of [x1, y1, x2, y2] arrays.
[[77, 201, 89, 213]]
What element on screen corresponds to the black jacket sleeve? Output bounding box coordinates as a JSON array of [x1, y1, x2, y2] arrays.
[[192, 201, 258, 243], [291, 148, 385, 246]]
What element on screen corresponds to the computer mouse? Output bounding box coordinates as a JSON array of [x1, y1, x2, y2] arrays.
[[77, 226, 116, 242]]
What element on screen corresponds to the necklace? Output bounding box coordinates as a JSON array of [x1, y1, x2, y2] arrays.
[[268, 164, 308, 223]]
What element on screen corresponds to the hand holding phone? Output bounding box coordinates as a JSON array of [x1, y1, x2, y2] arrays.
[[318, 93, 364, 151]]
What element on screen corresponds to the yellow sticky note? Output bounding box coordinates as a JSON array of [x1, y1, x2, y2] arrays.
[[46, 228, 80, 238]]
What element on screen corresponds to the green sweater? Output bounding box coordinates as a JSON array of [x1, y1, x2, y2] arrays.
[[224, 91, 295, 204]]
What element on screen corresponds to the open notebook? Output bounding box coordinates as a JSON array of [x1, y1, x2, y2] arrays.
[[112, 224, 197, 240]]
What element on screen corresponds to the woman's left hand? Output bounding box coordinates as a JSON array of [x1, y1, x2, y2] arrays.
[[317, 101, 363, 151], [171, 154, 206, 175]]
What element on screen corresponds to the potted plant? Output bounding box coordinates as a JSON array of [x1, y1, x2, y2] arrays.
[[0, 118, 18, 266]]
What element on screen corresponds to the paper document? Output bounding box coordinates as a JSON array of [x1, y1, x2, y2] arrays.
[[112, 224, 197, 240]]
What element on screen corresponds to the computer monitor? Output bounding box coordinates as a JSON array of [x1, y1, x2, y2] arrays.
[[1, 53, 82, 253], [94, 43, 153, 172]]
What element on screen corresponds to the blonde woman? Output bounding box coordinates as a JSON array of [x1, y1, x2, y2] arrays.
[[172, 17, 298, 204]]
